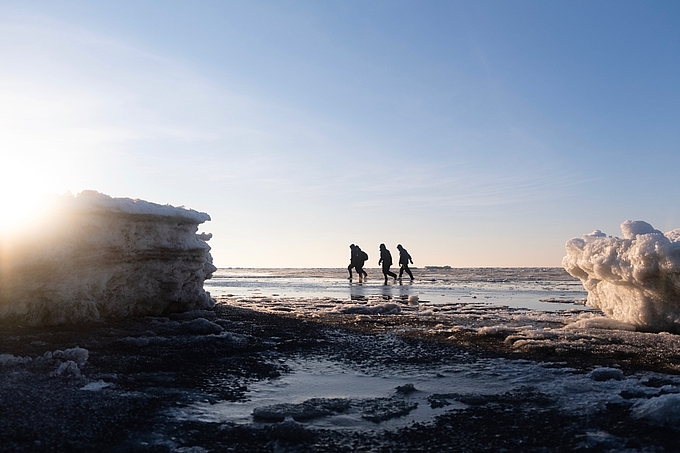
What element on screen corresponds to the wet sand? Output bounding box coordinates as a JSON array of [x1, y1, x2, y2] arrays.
[[1, 301, 679, 452]]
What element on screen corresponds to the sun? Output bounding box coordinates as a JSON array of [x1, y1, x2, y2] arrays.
[[0, 191, 51, 236], [0, 160, 62, 235]]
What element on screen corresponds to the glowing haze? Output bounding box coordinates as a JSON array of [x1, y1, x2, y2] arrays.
[[1, 1, 679, 268]]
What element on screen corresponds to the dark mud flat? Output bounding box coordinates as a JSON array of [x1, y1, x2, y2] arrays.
[[0, 304, 678, 452]]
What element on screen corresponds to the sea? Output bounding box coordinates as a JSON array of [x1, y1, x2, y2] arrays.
[[204, 266, 587, 312]]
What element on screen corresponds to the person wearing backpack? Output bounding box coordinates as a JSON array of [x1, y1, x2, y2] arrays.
[[348, 244, 359, 279], [396, 244, 414, 281], [348, 244, 368, 281], [378, 243, 397, 284], [355, 246, 368, 281]]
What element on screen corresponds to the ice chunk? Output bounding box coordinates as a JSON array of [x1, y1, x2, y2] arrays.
[[179, 318, 224, 335], [360, 396, 418, 422], [563, 221, 680, 332], [0, 191, 216, 325], [52, 347, 89, 367], [253, 398, 351, 422], [588, 367, 624, 381], [0, 353, 31, 366], [53, 360, 81, 377], [80, 380, 113, 391], [632, 394, 680, 426], [620, 220, 663, 239]]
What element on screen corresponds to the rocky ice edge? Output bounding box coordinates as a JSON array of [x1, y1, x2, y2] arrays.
[[562, 220, 680, 332], [0, 191, 216, 325]]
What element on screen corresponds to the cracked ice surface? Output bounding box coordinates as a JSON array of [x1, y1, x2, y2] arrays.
[[0, 191, 215, 325]]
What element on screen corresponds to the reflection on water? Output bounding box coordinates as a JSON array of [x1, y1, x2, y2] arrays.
[[351, 280, 417, 303], [380, 284, 392, 300], [398, 280, 412, 302], [350, 283, 367, 301]]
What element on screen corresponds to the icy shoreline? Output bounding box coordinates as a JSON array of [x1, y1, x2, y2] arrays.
[[216, 294, 680, 375], [2, 300, 680, 452]]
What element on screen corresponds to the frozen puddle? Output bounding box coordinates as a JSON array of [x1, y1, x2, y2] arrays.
[[171, 356, 680, 431], [173, 358, 485, 430]]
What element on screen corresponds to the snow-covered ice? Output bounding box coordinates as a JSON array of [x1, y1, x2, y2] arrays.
[[0, 191, 215, 325], [563, 220, 680, 332]]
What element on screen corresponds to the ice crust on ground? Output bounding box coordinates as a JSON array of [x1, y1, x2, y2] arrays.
[[0, 191, 215, 325], [563, 220, 680, 332], [217, 292, 680, 375], [0, 347, 89, 377]]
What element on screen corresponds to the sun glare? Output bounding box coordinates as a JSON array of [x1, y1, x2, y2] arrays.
[[0, 193, 49, 235], [0, 167, 61, 236]]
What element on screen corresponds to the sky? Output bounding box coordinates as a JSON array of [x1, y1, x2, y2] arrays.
[[1, 0, 679, 268]]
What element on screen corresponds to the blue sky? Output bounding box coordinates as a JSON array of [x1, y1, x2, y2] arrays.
[[1, 1, 679, 267]]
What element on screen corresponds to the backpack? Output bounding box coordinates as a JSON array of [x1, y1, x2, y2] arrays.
[[361, 251, 368, 261]]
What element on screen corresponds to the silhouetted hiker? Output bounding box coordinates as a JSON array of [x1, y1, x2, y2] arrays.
[[348, 244, 368, 280], [396, 244, 414, 280], [379, 243, 397, 284], [348, 244, 358, 279], [355, 245, 368, 281]]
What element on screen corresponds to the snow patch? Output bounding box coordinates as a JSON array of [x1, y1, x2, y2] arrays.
[[563, 314, 636, 331]]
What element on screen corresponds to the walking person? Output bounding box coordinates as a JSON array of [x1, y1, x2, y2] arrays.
[[355, 245, 368, 281], [348, 244, 368, 281], [347, 244, 359, 280], [396, 244, 414, 281], [378, 243, 397, 284]]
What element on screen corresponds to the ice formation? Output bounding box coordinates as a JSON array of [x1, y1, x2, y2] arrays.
[[0, 347, 89, 377], [563, 220, 680, 332], [0, 191, 216, 325], [632, 394, 680, 426]]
